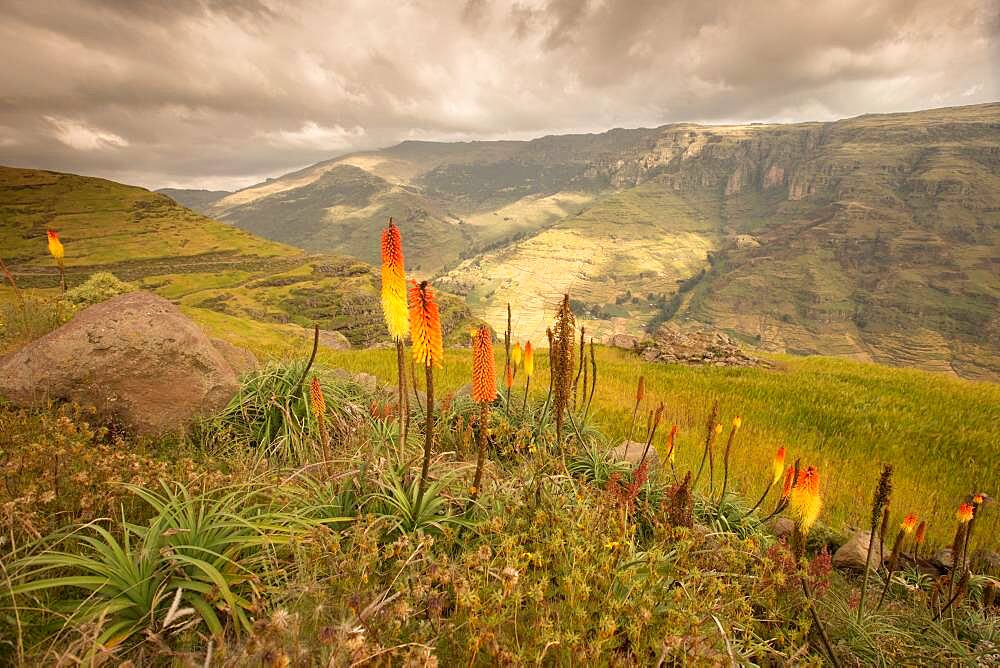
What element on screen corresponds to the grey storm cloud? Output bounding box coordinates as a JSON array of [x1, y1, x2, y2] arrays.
[[0, 0, 996, 190]]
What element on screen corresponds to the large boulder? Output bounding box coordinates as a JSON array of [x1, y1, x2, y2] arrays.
[[0, 291, 251, 436]]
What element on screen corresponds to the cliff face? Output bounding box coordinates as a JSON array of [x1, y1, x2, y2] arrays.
[[607, 106, 999, 380]]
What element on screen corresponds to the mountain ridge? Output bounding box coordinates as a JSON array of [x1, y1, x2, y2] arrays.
[[129, 104, 1000, 379]]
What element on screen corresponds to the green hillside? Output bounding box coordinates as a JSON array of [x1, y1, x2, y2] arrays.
[[0, 166, 475, 349], [206, 104, 999, 379]]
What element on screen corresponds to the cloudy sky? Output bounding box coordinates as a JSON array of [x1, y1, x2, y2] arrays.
[[1, 0, 997, 191]]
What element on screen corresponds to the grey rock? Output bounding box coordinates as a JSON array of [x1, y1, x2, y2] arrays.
[[609, 440, 660, 470], [832, 531, 883, 572]]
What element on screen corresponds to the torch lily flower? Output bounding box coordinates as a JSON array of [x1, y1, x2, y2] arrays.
[[789, 466, 822, 533], [523, 341, 534, 378], [380, 220, 409, 341], [409, 280, 443, 368], [772, 447, 786, 485], [471, 326, 497, 403]]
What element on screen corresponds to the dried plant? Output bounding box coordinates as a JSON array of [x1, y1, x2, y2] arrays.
[[623, 376, 645, 458], [551, 295, 575, 450], [693, 400, 719, 490], [716, 415, 742, 511], [858, 463, 893, 620]]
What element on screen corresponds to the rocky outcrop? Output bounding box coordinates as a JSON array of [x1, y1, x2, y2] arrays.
[[0, 291, 251, 436], [637, 324, 771, 368]]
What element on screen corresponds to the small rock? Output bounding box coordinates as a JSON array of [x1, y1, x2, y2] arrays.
[[931, 548, 954, 571], [607, 333, 639, 350], [769, 517, 795, 540], [314, 328, 351, 350], [609, 440, 660, 470], [832, 531, 883, 572]]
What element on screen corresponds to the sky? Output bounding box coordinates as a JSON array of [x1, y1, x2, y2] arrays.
[[0, 0, 997, 191]]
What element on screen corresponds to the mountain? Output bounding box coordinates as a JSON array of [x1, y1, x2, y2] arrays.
[[157, 188, 231, 211], [0, 166, 475, 348], [208, 104, 1000, 380]]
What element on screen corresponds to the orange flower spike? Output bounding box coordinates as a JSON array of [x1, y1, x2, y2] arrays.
[[309, 376, 326, 430], [772, 447, 786, 485], [956, 503, 974, 523], [471, 326, 497, 403], [504, 363, 514, 390], [408, 280, 443, 368], [914, 521, 927, 545], [781, 465, 795, 499], [47, 229, 64, 261], [789, 465, 822, 532], [523, 341, 534, 378], [667, 424, 678, 462], [380, 220, 409, 340], [901, 513, 918, 533]]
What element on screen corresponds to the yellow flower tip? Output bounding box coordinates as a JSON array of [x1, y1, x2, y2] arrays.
[[379, 221, 409, 340], [772, 447, 786, 485], [471, 325, 497, 403], [47, 229, 65, 261], [714, 423, 723, 435], [957, 503, 974, 523], [972, 493, 985, 505], [408, 280, 443, 368], [523, 341, 534, 378], [901, 513, 918, 533], [512, 342, 522, 369], [732, 416, 742, 429]]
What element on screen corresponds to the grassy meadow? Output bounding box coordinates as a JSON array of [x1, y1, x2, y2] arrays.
[[304, 343, 1000, 550]]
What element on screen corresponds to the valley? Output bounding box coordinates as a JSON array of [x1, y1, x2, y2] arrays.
[[163, 103, 1000, 380]]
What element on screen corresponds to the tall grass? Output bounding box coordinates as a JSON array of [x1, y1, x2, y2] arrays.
[[317, 345, 1000, 548]]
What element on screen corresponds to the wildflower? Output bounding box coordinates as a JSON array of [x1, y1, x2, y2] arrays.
[[380, 220, 408, 340], [504, 363, 513, 390], [901, 513, 918, 533], [666, 424, 678, 463], [972, 492, 985, 506], [915, 520, 927, 545], [471, 326, 496, 403], [789, 466, 822, 533], [523, 341, 534, 378], [714, 423, 723, 434], [47, 229, 67, 291], [957, 503, 974, 523], [781, 465, 794, 499], [512, 341, 522, 370], [772, 446, 786, 485], [47, 229, 64, 260], [732, 415, 742, 430], [309, 376, 326, 421], [408, 280, 443, 368]]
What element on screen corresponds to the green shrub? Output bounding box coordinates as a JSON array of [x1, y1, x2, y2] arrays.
[[61, 272, 135, 307]]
